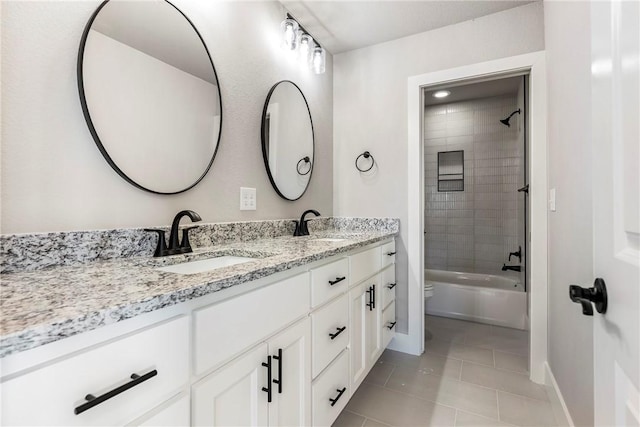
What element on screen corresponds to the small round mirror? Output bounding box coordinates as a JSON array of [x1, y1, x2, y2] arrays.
[[261, 81, 314, 201], [78, 0, 222, 194]]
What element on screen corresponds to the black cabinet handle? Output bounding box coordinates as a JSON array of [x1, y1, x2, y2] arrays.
[[272, 348, 283, 394], [329, 276, 346, 286], [387, 251, 396, 256], [387, 321, 397, 330], [74, 369, 157, 415], [366, 286, 374, 311], [262, 356, 272, 402], [329, 326, 347, 340], [329, 387, 347, 407], [371, 284, 376, 309], [387, 283, 396, 289]]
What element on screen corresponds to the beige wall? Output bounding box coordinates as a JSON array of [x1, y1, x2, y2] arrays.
[[333, 2, 545, 333], [544, 1, 594, 426], [1, 1, 333, 233]]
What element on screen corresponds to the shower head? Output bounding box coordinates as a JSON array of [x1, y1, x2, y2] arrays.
[[500, 109, 522, 127]]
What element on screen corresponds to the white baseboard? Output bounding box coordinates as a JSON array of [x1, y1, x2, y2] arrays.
[[544, 361, 575, 426]]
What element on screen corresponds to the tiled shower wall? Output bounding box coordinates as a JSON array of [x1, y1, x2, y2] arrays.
[[424, 95, 523, 276]]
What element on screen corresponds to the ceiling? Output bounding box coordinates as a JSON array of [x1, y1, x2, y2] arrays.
[[280, 0, 535, 54], [424, 76, 522, 106]]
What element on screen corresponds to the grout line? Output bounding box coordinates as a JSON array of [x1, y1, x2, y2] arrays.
[[453, 410, 458, 427], [496, 388, 502, 421], [382, 364, 395, 387], [459, 360, 463, 381]]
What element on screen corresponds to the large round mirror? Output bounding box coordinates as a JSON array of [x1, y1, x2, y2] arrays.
[[78, 0, 222, 194], [261, 81, 314, 201]]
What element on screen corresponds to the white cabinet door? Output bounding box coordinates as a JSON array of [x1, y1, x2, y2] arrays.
[[365, 278, 383, 366], [267, 318, 311, 427], [192, 343, 269, 427], [349, 282, 368, 390]]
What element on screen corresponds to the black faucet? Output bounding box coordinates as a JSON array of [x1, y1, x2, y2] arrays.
[[294, 209, 321, 236], [502, 264, 521, 272], [145, 210, 201, 257]]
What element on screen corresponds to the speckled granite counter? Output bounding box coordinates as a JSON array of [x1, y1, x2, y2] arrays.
[[0, 220, 398, 358]]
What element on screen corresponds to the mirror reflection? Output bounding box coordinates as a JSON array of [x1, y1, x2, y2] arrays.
[[79, 0, 222, 194], [261, 81, 314, 201]]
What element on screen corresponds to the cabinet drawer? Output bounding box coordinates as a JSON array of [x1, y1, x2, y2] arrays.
[[380, 240, 396, 268], [350, 246, 381, 286], [312, 349, 350, 427], [382, 301, 396, 349], [310, 258, 349, 308], [311, 294, 349, 378], [194, 273, 310, 375], [135, 394, 190, 426], [381, 264, 396, 309], [1, 316, 189, 426]]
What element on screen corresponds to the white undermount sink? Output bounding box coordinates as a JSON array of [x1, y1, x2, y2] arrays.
[[156, 256, 255, 275]]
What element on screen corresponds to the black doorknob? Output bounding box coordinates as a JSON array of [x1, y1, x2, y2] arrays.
[[569, 278, 608, 316]]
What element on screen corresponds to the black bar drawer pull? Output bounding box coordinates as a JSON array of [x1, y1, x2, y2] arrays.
[[366, 286, 374, 311], [262, 356, 272, 402], [329, 326, 347, 340], [387, 251, 396, 256], [74, 369, 157, 415], [329, 387, 347, 407], [272, 349, 283, 394], [387, 283, 396, 289], [371, 284, 376, 309], [329, 276, 346, 286], [387, 321, 397, 330]]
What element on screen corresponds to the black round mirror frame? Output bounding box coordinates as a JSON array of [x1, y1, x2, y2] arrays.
[[260, 80, 315, 202], [77, 0, 223, 195]]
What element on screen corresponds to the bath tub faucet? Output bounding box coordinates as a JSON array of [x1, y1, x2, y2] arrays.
[[294, 209, 321, 236], [502, 264, 521, 272]]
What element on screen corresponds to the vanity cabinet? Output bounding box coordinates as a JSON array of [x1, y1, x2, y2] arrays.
[[192, 318, 311, 427], [1, 238, 395, 427]]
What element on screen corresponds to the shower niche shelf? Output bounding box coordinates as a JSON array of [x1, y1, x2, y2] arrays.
[[437, 150, 464, 192]]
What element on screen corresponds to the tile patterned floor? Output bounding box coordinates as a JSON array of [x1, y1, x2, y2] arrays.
[[333, 315, 561, 427]]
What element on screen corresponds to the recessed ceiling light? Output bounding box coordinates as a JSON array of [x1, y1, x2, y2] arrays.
[[433, 90, 451, 98]]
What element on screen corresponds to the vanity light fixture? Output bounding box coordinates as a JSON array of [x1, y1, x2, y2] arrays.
[[280, 13, 325, 74], [433, 90, 451, 98]]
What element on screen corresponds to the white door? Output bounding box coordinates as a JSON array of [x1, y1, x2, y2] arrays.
[[349, 282, 368, 389], [267, 318, 312, 427], [192, 343, 269, 426], [591, 1, 640, 425]]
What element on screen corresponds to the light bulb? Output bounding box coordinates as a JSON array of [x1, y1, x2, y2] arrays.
[[280, 18, 298, 50], [298, 33, 313, 65], [312, 46, 325, 74]]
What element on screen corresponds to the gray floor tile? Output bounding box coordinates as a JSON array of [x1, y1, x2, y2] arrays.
[[494, 351, 528, 374], [346, 383, 457, 426], [333, 410, 366, 427], [385, 365, 499, 420], [460, 362, 548, 401], [363, 419, 391, 427], [454, 410, 515, 427], [380, 349, 462, 379], [426, 338, 495, 367], [364, 360, 395, 386], [497, 391, 557, 426]]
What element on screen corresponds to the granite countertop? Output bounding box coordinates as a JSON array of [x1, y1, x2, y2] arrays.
[[0, 230, 396, 358]]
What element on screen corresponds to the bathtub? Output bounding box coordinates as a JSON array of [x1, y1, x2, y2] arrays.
[[424, 269, 527, 330]]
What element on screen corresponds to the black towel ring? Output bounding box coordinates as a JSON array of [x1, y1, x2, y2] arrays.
[[297, 156, 312, 175], [355, 151, 375, 172]]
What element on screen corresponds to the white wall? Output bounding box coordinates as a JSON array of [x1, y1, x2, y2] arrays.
[[1, 1, 333, 233], [333, 2, 545, 333], [544, 1, 594, 426], [424, 95, 523, 278]]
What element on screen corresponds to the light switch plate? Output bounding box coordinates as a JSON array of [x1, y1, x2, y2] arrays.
[[549, 188, 556, 212], [240, 187, 256, 210]]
